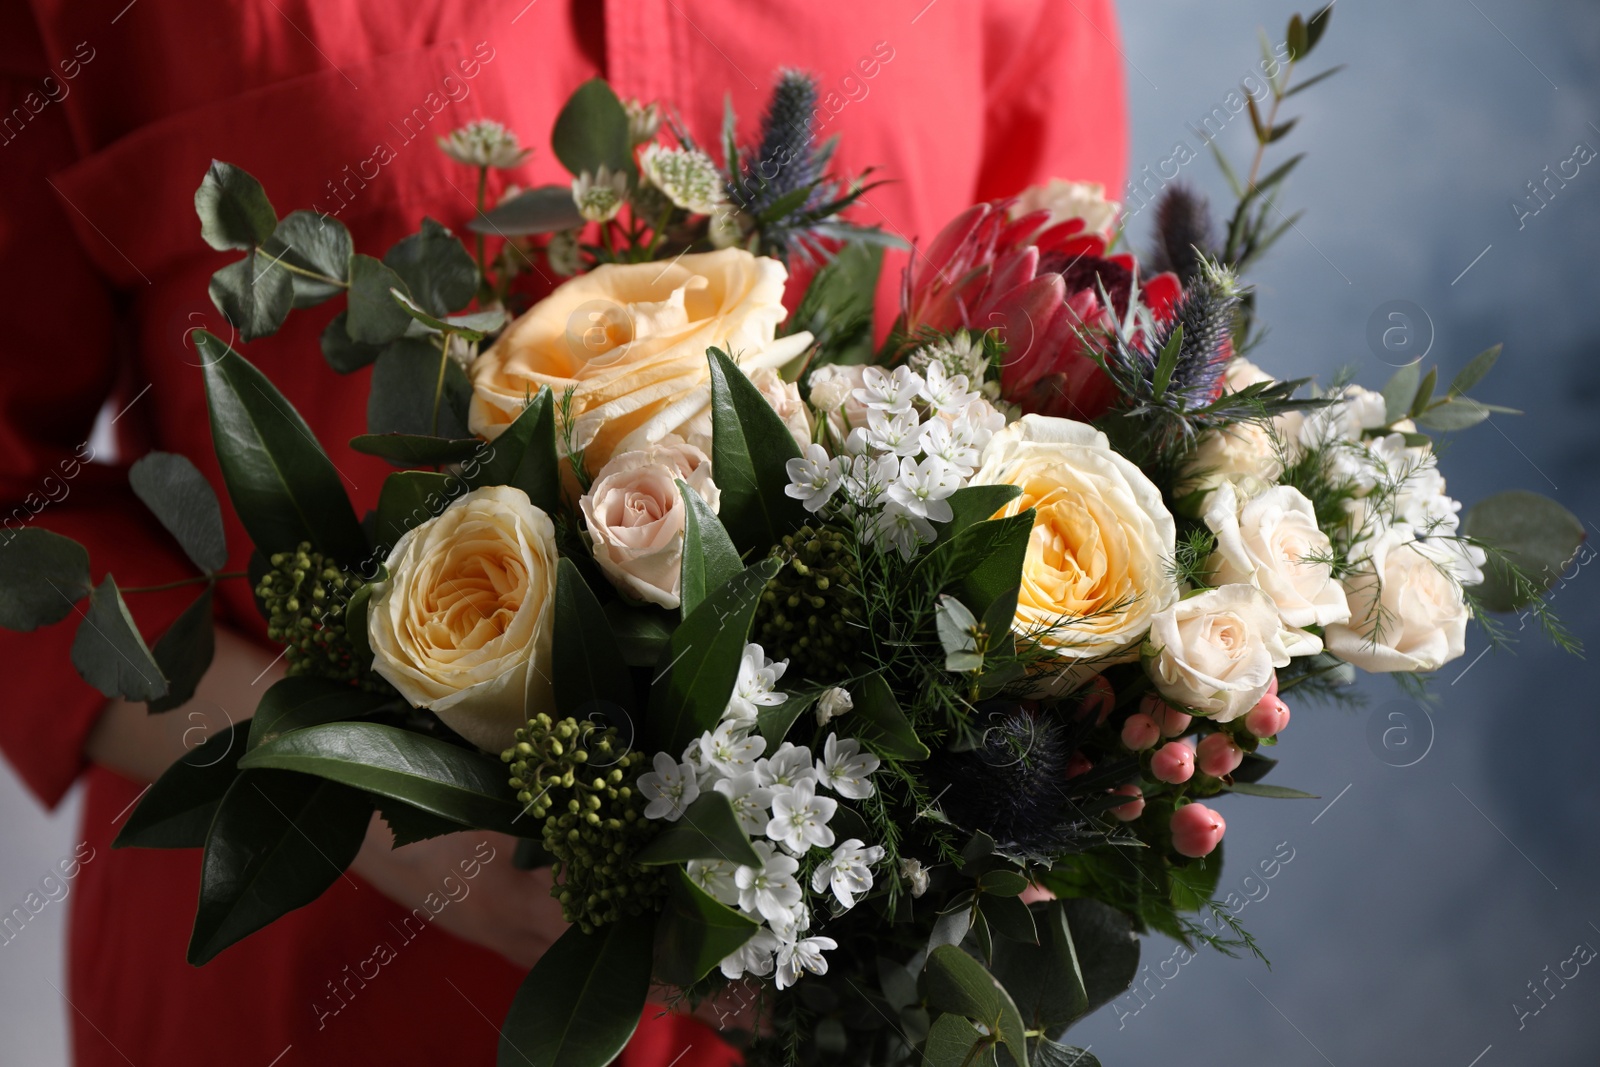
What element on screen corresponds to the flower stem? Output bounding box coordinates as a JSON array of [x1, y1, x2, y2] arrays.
[[122, 571, 250, 594]]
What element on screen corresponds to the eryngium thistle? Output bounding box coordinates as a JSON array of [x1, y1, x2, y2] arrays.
[[1141, 259, 1239, 409], [1147, 184, 1216, 285], [734, 69, 824, 214]]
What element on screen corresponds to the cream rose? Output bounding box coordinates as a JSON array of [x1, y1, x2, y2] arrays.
[[1146, 584, 1294, 721], [806, 364, 871, 442], [749, 366, 813, 450], [969, 415, 1178, 679], [1011, 179, 1121, 237], [1179, 421, 1284, 502], [368, 486, 557, 752], [580, 438, 719, 609], [1324, 526, 1469, 672], [468, 249, 812, 474], [1203, 481, 1350, 654]]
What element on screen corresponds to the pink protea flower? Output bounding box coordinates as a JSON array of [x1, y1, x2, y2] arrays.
[[900, 200, 1183, 422]]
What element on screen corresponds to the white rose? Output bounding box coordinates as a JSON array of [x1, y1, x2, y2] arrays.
[[1178, 420, 1285, 501], [1010, 179, 1121, 237], [969, 415, 1179, 682], [807, 364, 871, 441], [749, 366, 814, 450], [1203, 482, 1350, 654], [1299, 384, 1388, 451], [580, 438, 720, 609], [1223, 357, 1273, 392], [368, 486, 557, 751], [1146, 584, 1294, 721], [1324, 526, 1469, 672]]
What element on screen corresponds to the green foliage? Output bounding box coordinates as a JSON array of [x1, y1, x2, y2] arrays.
[[551, 79, 634, 179], [551, 559, 635, 718], [654, 867, 759, 988], [1464, 490, 1586, 612], [246, 675, 392, 752], [787, 241, 881, 367], [851, 674, 931, 760], [255, 542, 377, 686], [0, 527, 91, 631], [264, 209, 351, 307], [114, 722, 244, 850], [633, 791, 762, 868], [469, 184, 586, 236], [346, 253, 415, 344], [70, 577, 167, 701], [208, 252, 292, 340], [147, 586, 216, 713], [194, 160, 276, 251], [366, 336, 472, 440], [678, 481, 743, 619], [128, 452, 228, 573], [920, 945, 1030, 1067], [466, 387, 561, 516], [707, 348, 809, 551], [383, 217, 478, 317]]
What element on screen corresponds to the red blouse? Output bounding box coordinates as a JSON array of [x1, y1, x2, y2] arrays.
[[0, 1, 1127, 1063]]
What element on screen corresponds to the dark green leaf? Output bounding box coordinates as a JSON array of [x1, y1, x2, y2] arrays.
[[70, 576, 167, 701], [470, 185, 585, 236], [552, 558, 635, 720], [1225, 782, 1318, 799], [347, 253, 415, 345], [981, 893, 1037, 944], [707, 348, 807, 551], [991, 902, 1087, 1029], [129, 452, 228, 573], [366, 337, 472, 440], [678, 480, 743, 619], [247, 675, 391, 751], [550, 79, 634, 180], [466, 388, 560, 516], [1409, 366, 1438, 417], [384, 218, 479, 317], [238, 722, 536, 836], [375, 799, 470, 846], [147, 586, 215, 713], [758, 688, 818, 747], [1150, 326, 1182, 401], [499, 913, 654, 1067], [1285, 64, 1345, 98], [265, 209, 351, 307], [787, 242, 881, 364], [1061, 898, 1140, 1018], [197, 331, 366, 561], [188, 769, 372, 964], [653, 867, 759, 987], [916, 512, 1035, 621], [374, 470, 456, 554], [0, 527, 90, 631], [920, 945, 1030, 1067], [633, 791, 762, 868], [1448, 344, 1502, 397], [603, 601, 676, 668], [350, 433, 484, 465], [851, 674, 929, 760], [921, 1013, 995, 1067], [194, 161, 276, 251], [113, 721, 243, 849], [977, 869, 1029, 897], [1305, 3, 1333, 53], [1286, 14, 1308, 60], [320, 311, 383, 373], [345, 580, 375, 670], [646, 556, 781, 755], [1465, 490, 1587, 611], [208, 251, 293, 341], [935, 485, 1024, 540], [1382, 361, 1422, 424], [1034, 1042, 1100, 1067]]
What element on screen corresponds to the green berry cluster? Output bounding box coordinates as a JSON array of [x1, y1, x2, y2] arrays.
[[754, 524, 861, 681], [502, 714, 665, 933], [255, 542, 374, 687]]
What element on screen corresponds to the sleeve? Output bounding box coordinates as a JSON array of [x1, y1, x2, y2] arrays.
[[972, 0, 1130, 202], [0, 9, 197, 808]]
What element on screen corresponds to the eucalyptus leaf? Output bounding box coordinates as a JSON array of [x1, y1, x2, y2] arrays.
[[920, 945, 1030, 1067], [1382, 361, 1422, 424], [1414, 399, 1492, 432], [550, 79, 634, 180], [367, 337, 472, 440], [265, 209, 351, 307], [129, 451, 228, 573], [921, 1013, 996, 1067], [633, 791, 762, 868], [194, 161, 275, 251], [0, 527, 90, 631], [1034, 1042, 1100, 1067], [113, 721, 243, 850], [208, 252, 293, 341], [1061, 898, 1139, 1018], [347, 254, 415, 345], [1464, 490, 1587, 611], [320, 312, 384, 373], [991, 902, 1087, 1029], [147, 586, 215, 713], [470, 184, 585, 236], [384, 217, 478, 317], [70, 576, 167, 701], [1448, 344, 1502, 397]]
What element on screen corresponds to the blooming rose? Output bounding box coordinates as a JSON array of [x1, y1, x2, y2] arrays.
[[1324, 526, 1469, 672], [468, 249, 812, 474], [1203, 481, 1350, 653], [1146, 584, 1294, 721], [749, 366, 813, 450], [368, 486, 557, 751], [806, 364, 871, 441], [580, 438, 720, 609], [1177, 420, 1284, 501], [969, 415, 1178, 680], [1010, 179, 1121, 237]]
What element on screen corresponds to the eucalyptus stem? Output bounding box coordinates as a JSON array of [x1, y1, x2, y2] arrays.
[[474, 164, 489, 297], [122, 570, 249, 594], [252, 246, 345, 288], [429, 339, 450, 437]]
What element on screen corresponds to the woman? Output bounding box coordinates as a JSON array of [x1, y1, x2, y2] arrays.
[[0, 0, 1127, 1062]]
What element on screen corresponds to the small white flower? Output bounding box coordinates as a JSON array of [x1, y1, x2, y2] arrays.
[[811, 838, 886, 909], [756, 742, 818, 792], [785, 443, 844, 513], [700, 720, 766, 779], [840, 453, 900, 510], [900, 857, 930, 898], [639, 143, 725, 215], [545, 229, 582, 277], [814, 733, 880, 800], [815, 687, 853, 726], [919, 416, 981, 477], [869, 500, 937, 560], [436, 119, 532, 169], [734, 841, 804, 924], [766, 778, 838, 854], [719, 927, 781, 980], [624, 98, 662, 146], [773, 934, 838, 989], [572, 164, 629, 222], [909, 331, 990, 383], [917, 360, 980, 415], [861, 407, 926, 457], [638, 751, 701, 821], [853, 365, 924, 413], [714, 771, 775, 836], [687, 859, 741, 907], [727, 643, 789, 724], [887, 455, 960, 522]]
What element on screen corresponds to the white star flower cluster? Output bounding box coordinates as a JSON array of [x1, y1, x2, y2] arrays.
[[636, 643, 884, 988], [786, 359, 1006, 560]]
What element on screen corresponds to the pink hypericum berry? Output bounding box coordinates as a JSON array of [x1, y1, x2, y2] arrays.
[[1170, 803, 1226, 858], [1077, 675, 1115, 725], [1150, 741, 1195, 784], [1120, 713, 1161, 752], [1109, 784, 1145, 822], [1141, 693, 1192, 738], [1195, 732, 1244, 778], [1066, 751, 1093, 778], [1244, 694, 1292, 738]]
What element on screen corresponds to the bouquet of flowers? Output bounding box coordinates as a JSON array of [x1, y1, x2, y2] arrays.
[[0, 8, 1582, 1066]]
